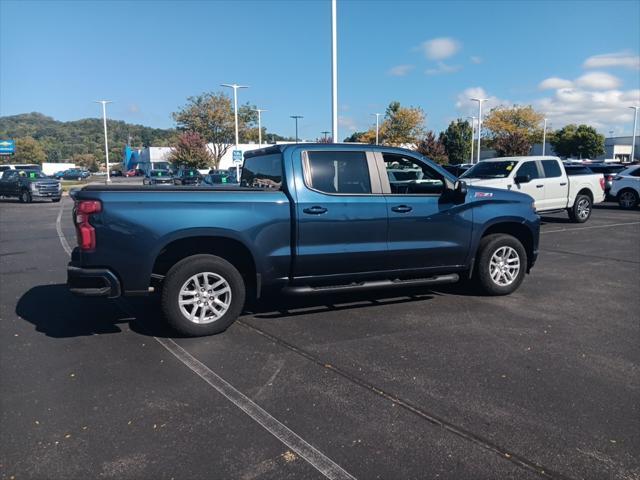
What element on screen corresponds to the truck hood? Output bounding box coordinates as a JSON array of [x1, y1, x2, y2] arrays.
[[460, 177, 512, 188]]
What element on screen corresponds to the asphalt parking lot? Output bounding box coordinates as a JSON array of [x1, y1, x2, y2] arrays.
[[1, 197, 638, 480]]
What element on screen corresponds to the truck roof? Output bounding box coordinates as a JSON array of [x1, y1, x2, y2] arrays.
[[243, 143, 425, 159], [481, 156, 561, 162]]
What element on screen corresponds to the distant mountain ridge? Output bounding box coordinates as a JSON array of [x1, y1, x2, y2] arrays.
[[0, 112, 176, 162]]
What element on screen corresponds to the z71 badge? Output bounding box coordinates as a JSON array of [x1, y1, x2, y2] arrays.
[[474, 192, 494, 198]]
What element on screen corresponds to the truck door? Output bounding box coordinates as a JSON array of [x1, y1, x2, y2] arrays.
[[512, 160, 544, 209], [0, 171, 17, 196], [540, 159, 569, 210], [377, 152, 472, 270], [293, 149, 389, 280]]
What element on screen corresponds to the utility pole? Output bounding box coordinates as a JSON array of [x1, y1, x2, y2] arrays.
[[94, 100, 112, 183], [470, 98, 488, 164], [542, 118, 548, 156], [221, 83, 248, 180], [371, 113, 382, 145], [291, 116, 303, 143], [630, 106, 640, 163], [331, 0, 338, 142], [253, 108, 267, 148]]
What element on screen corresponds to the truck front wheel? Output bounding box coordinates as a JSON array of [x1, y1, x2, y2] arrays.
[[161, 254, 246, 336], [20, 190, 32, 203], [475, 234, 527, 296]]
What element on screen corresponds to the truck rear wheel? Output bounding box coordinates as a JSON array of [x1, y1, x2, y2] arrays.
[[475, 234, 527, 295], [567, 194, 592, 223], [161, 254, 245, 336]]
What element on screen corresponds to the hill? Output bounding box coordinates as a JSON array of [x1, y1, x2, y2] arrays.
[[0, 112, 177, 165]]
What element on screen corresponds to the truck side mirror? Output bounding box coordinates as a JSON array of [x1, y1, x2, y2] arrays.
[[453, 180, 467, 202], [514, 174, 531, 184]]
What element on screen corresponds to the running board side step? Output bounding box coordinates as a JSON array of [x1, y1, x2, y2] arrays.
[[283, 274, 460, 295]]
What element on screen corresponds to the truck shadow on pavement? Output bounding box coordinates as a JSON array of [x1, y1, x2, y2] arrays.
[[17, 283, 441, 338]]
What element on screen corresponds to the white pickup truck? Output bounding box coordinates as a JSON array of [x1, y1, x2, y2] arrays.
[[460, 156, 605, 223]]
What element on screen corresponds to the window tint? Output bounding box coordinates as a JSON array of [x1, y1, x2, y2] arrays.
[[630, 167, 640, 177], [564, 165, 593, 176], [516, 161, 540, 180], [306, 151, 371, 194], [241, 153, 283, 189], [542, 160, 562, 178], [1, 170, 13, 179], [383, 153, 444, 195], [460, 161, 518, 179]]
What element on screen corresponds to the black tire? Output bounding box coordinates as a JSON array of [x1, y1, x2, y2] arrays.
[[567, 194, 592, 223], [161, 254, 245, 336], [475, 234, 527, 296], [52, 198, 61, 203], [77, 176, 82, 181], [20, 190, 32, 203], [617, 189, 639, 209]]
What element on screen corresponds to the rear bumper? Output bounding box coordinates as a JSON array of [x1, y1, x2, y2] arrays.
[[67, 265, 121, 298]]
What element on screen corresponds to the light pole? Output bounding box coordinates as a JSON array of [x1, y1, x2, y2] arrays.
[[630, 106, 640, 163], [331, 0, 338, 143], [94, 100, 112, 183], [291, 115, 303, 143], [371, 113, 382, 145], [321, 131, 330, 141], [467, 116, 476, 164], [470, 98, 488, 163], [252, 108, 267, 148], [221, 83, 248, 179], [542, 118, 548, 156]]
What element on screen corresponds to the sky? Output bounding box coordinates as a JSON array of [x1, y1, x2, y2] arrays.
[[1, 0, 639, 140]]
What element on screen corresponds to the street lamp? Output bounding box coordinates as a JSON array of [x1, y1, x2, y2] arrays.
[[542, 118, 548, 156], [331, 0, 338, 143], [94, 100, 112, 184], [630, 106, 640, 162], [252, 108, 267, 148], [291, 115, 303, 143], [371, 113, 382, 145], [221, 83, 248, 179], [467, 116, 476, 164], [321, 131, 330, 141], [470, 98, 488, 163]]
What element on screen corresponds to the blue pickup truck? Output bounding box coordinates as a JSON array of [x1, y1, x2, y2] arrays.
[[68, 144, 539, 336]]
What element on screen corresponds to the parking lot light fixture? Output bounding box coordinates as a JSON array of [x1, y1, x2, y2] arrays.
[[291, 116, 303, 143], [331, 0, 338, 143], [470, 98, 488, 164], [94, 100, 112, 184], [630, 106, 640, 162], [371, 113, 382, 145], [321, 131, 330, 141], [542, 118, 548, 156], [252, 109, 267, 148], [221, 84, 248, 180], [467, 116, 476, 164]]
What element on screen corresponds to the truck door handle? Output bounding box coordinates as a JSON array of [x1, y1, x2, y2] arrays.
[[303, 206, 327, 215], [391, 205, 413, 213], [560, 182, 567, 186], [536, 185, 544, 188]]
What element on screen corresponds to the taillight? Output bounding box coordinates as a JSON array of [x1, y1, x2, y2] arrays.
[[74, 200, 102, 250], [599, 177, 605, 191], [606, 175, 614, 181]]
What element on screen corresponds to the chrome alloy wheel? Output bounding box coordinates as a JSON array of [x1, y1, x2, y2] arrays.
[[178, 272, 232, 324], [619, 191, 637, 208], [577, 198, 591, 220], [489, 246, 521, 287]]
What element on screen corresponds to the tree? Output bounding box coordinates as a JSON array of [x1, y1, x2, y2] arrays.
[[172, 92, 236, 166], [483, 105, 543, 157], [550, 124, 605, 159], [2, 136, 46, 164], [440, 119, 472, 164], [415, 131, 448, 164], [71, 153, 99, 172], [381, 101, 425, 146], [343, 131, 366, 143], [168, 131, 214, 169]]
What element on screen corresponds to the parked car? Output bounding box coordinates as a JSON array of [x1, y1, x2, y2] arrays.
[[110, 170, 123, 177], [60, 169, 91, 181], [173, 168, 202, 185], [143, 170, 173, 185], [460, 156, 605, 223], [609, 165, 640, 209], [0, 169, 62, 203], [442, 164, 473, 177], [584, 163, 626, 196], [125, 169, 144, 177], [67, 144, 540, 337], [202, 172, 230, 185]]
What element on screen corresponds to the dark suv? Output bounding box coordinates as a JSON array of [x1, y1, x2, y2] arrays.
[[173, 168, 201, 185]]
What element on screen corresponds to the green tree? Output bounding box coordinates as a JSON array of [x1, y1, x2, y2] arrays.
[[71, 153, 99, 172], [550, 124, 605, 159], [381, 101, 426, 146], [483, 105, 544, 157], [3, 136, 47, 164], [415, 131, 448, 164], [440, 119, 472, 164], [343, 131, 366, 143], [169, 131, 214, 169]]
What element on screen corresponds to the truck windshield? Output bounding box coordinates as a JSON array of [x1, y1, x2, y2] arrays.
[[241, 153, 283, 189], [461, 161, 518, 179], [19, 170, 47, 179]]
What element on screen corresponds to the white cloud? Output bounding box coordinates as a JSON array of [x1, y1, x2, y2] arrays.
[[425, 62, 462, 75], [470, 56, 483, 64], [575, 71, 621, 90], [455, 87, 510, 112], [583, 51, 640, 70], [420, 37, 461, 60], [387, 64, 414, 76], [338, 116, 358, 132], [538, 77, 574, 90]]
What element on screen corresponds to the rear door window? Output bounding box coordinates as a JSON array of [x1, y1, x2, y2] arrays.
[[306, 151, 371, 194], [241, 153, 283, 189], [542, 160, 562, 178]]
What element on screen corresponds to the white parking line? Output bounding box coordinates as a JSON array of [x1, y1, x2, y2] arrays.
[[56, 199, 72, 255], [542, 221, 640, 234], [55, 207, 356, 480], [156, 337, 356, 480]]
